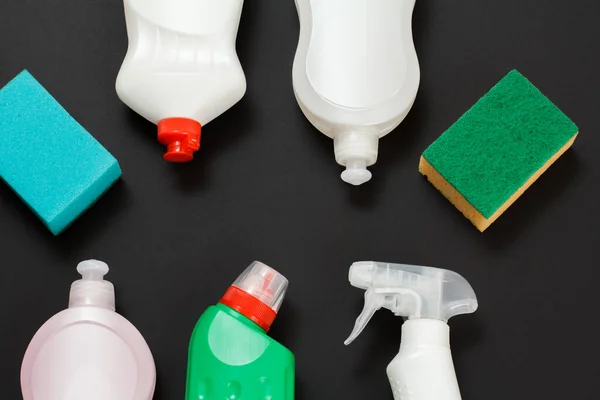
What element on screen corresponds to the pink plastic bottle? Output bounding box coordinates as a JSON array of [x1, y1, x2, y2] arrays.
[[21, 260, 156, 400]]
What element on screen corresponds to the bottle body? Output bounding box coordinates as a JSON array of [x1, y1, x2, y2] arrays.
[[186, 303, 295, 400], [293, 0, 420, 184], [21, 307, 156, 400], [117, 0, 246, 125], [116, 0, 247, 161], [387, 319, 461, 400]]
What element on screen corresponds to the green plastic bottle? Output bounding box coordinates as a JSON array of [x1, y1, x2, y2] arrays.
[[185, 261, 295, 400]]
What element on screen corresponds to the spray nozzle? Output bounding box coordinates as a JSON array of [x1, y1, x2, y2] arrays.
[[344, 262, 478, 345]]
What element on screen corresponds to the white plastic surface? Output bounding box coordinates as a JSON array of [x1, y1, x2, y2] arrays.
[[21, 260, 156, 400], [293, 0, 420, 185], [232, 261, 288, 312], [387, 319, 461, 400], [116, 0, 246, 126]]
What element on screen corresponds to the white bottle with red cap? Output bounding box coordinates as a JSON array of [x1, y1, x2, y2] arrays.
[[185, 261, 295, 400], [116, 0, 246, 162], [20, 260, 156, 400]]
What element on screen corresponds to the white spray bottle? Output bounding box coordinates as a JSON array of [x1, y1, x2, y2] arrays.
[[345, 261, 478, 400]]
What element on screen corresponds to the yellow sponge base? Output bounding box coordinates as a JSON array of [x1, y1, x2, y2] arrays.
[[419, 134, 577, 232]]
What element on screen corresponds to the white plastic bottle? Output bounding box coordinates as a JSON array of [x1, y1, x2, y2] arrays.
[[345, 261, 478, 400], [116, 0, 246, 162], [293, 0, 420, 185], [21, 260, 156, 400]]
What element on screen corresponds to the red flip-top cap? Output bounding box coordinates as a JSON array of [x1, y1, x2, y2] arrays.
[[220, 262, 288, 332], [157, 118, 201, 163]]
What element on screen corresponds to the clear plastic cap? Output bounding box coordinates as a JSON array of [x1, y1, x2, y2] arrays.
[[69, 260, 115, 311], [345, 261, 478, 345], [232, 261, 288, 313]]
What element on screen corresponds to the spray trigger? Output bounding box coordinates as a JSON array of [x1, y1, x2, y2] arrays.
[[343, 261, 479, 347], [344, 289, 386, 345]]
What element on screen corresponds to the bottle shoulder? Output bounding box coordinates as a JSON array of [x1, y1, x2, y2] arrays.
[[191, 305, 294, 362], [21, 307, 156, 400], [39, 307, 132, 331], [24, 307, 155, 367]]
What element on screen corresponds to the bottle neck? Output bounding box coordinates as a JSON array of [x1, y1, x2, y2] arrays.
[[401, 319, 450, 347], [333, 129, 379, 165], [69, 280, 115, 311]]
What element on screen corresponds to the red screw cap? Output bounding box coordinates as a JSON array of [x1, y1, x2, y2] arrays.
[[157, 118, 201, 163], [220, 286, 277, 332]]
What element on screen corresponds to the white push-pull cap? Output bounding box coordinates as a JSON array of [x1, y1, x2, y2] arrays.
[[69, 260, 115, 311], [341, 159, 372, 186], [334, 130, 379, 186], [77, 259, 109, 280]]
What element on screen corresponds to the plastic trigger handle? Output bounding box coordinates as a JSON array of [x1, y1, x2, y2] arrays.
[[344, 289, 385, 345]]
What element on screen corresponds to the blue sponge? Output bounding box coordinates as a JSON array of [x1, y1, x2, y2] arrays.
[[0, 70, 122, 235]]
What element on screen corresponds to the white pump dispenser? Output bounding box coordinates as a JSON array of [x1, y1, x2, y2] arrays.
[[293, 0, 420, 185], [345, 261, 478, 400]]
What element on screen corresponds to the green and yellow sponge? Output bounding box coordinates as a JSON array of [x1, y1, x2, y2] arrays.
[[419, 70, 578, 232]]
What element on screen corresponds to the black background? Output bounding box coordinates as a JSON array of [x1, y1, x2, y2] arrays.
[[1, 1, 599, 399]]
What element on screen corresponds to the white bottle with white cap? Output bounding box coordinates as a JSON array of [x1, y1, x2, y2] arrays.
[[345, 261, 478, 400], [21, 260, 156, 400], [292, 0, 420, 185]]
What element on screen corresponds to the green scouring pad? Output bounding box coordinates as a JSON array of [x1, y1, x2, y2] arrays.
[[419, 70, 578, 232]]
